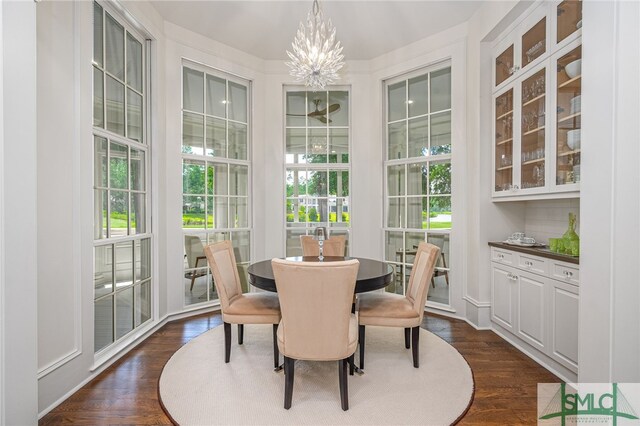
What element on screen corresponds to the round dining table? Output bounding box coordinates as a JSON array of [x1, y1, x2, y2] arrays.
[[248, 256, 394, 293]]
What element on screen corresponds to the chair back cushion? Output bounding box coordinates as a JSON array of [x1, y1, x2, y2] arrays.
[[204, 241, 242, 311], [405, 242, 440, 320], [272, 258, 359, 360], [300, 235, 346, 257]]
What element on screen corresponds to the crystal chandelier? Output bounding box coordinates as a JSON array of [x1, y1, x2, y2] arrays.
[[286, 0, 344, 90]]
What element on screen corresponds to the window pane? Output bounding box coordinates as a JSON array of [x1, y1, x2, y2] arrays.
[[229, 164, 248, 196], [206, 74, 226, 118], [286, 229, 306, 257], [95, 189, 108, 240], [207, 163, 228, 196], [182, 112, 204, 155], [408, 74, 428, 117], [405, 232, 425, 260], [95, 245, 113, 299], [408, 116, 429, 158], [429, 197, 451, 229], [93, 67, 104, 128], [214, 197, 229, 228], [127, 89, 142, 142], [109, 190, 128, 237], [94, 296, 113, 352], [130, 149, 145, 191], [286, 128, 306, 164], [429, 160, 451, 195], [407, 197, 427, 229], [115, 240, 133, 286], [94, 136, 108, 188], [328, 91, 348, 127], [115, 287, 134, 339], [130, 193, 145, 235], [430, 112, 451, 155], [182, 160, 205, 194], [183, 196, 205, 229], [307, 128, 327, 163], [387, 165, 405, 196], [286, 169, 306, 197], [388, 122, 406, 160], [388, 81, 406, 122], [183, 67, 204, 113], [427, 233, 450, 304], [228, 81, 247, 123], [307, 92, 327, 127], [407, 163, 428, 196], [228, 122, 247, 160], [329, 128, 348, 163], [286, 91, 306, 127], [387, 198, 404, 228], [93, 2, 103, 67], [106, 76, 125, 136], [329, 197, 349, 225], [105, 12, 124, 79], [232, 231, 251, 263], [126, 33, 143, 92], [329, 171, 349, 197], [134, 281, 151, 327], [135, 238, 151, 282], [385, 231, 404, 262], [205, 117, 226, 157], [430, 67, 451, 112], [307, 170, 328, 197], [110, 142, 128, 189], [230, 197, 248, 228]]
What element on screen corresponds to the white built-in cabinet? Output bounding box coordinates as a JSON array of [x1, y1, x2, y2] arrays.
[[491, 246, 579, 376], [492, 0, 583, 200]]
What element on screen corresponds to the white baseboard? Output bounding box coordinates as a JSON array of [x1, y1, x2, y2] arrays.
[[37, 304, 221, 419]]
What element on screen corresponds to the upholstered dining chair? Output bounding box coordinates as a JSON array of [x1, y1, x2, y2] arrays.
[[300, 235, 346, 257], [184, 235, 208, 291], [204, 241, 281, 368], [357, 242, 439, 369], [272, 258, 360, 411]]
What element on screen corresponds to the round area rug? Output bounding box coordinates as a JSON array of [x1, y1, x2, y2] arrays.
[[159, 324, 474, 425]]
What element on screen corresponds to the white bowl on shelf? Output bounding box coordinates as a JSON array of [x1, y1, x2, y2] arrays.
[[570, 95, 582, 114], [565, 59, 582, 79], [567, 129, 581, 150]]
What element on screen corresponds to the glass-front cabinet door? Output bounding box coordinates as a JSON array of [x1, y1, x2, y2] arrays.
[[495, 44, 515, 87], [521, 17, 546, 70], [555, 43, 581, 189], [495, 89, 514, 193], [556, 0, 582, 45], [519, 65, 547, 191]]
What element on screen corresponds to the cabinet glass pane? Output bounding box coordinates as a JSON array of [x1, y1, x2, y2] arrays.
[[182, 112, 204, 155], [94, 296, 113, 352], [205, 117, 226, 158], [556, 45, 582, 185], [183, 68, 204, 113], [388, 122, 407, 160], [228, 122, 247, 160], [388, 81, 406, 122], [126, 33, 143, 92], [228, 82, 247, 123], [408, 117, 428, 158], [430, 67, 452, 112], [206, 75, 226, 118], [495, 89, 513, 192], [557, 0, 582, 44], [387, 165, 405, 196], [105, 13, 124, 80], [522, 18, 546, 69], [106, 76, 125, 136], [521, 68, 546, 189], [93, 67, 104, 128], [495, 45, 514, 86], [408, 74, 428, 117]]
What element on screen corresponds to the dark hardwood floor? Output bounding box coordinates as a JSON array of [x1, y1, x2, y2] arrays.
[[40, 312, 558, 425]]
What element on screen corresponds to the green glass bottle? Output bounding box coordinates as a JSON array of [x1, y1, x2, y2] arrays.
[[562, 212, 579, 254]]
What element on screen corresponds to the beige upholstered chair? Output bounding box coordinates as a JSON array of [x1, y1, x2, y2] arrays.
[[300, 235, 346, 257], [184, 235, 208, 291], [272, 258, 360, 411], [204, 241, 281, 368], [357, 242, 439, 369]]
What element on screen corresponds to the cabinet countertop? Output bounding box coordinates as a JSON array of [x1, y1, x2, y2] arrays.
[[488, 241, 579, 265]]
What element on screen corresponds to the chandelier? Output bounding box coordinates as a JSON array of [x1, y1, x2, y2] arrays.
[[285, 0, 344, 90]]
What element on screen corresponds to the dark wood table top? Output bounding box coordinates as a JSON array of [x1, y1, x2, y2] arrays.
[[248, 256, 394, 293]]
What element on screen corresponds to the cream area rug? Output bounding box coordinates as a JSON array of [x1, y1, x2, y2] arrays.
[[159, 324, 474, 425]]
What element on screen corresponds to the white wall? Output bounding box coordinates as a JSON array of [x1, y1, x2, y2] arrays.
[[524, 199, 580, 244], [2, 0, 38, 423]]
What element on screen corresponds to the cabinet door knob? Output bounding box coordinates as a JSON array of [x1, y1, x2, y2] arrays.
[[564, 270, 574, 278]]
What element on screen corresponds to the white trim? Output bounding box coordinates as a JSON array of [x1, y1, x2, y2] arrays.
[[0, 1, 5, 419], [37, 351, 83, 380], [463, 295, 491, 308]]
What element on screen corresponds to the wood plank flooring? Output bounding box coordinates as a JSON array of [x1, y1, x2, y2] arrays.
[[40, 312, 559, 425]]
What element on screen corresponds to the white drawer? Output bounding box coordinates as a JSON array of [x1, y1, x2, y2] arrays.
[[517, 254, 548, 276], [491, 248, 515, 265], [551, 261, 579, 286]]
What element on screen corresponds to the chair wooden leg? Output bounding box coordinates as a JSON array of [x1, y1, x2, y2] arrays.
[[223, 322, 231, 363], [358, 325, 365, 370], [339, 358, 349, 411], [190, 274, 196, 292], [273, 324, 279, 369], [348, 354, 354, 376], [431, 277, 435, 288], [238, 324, 244, 345], [404, 327, 410, 349], [284, 356, 295, 409], [411, 326, 420, 368]]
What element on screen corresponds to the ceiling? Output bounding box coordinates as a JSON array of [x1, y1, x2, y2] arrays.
[[150, 1, 483, 60]]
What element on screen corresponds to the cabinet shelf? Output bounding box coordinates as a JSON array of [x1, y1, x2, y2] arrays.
[[558, 75, 581, 89], [523, 94, 545, 108], [558, 112, 581, 123], [497, 165, 513, 171], [523, 125, 545, 136], [496, 110, 514, 121], [522, 157, 545, 166], [558, 149, 581, 157], [497, 138, 513, 146]]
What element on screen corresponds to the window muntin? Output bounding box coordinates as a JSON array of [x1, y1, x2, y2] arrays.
[[284, 89, 350, 256], [93, 1, 151, 354], [384, 66, 452, 306], [182, 64, 251, 306]]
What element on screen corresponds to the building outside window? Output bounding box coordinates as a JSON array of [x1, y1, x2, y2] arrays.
[[384, 65, 452, 306], [284, 89, 351, 255], [181, 63, 251, 306]]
